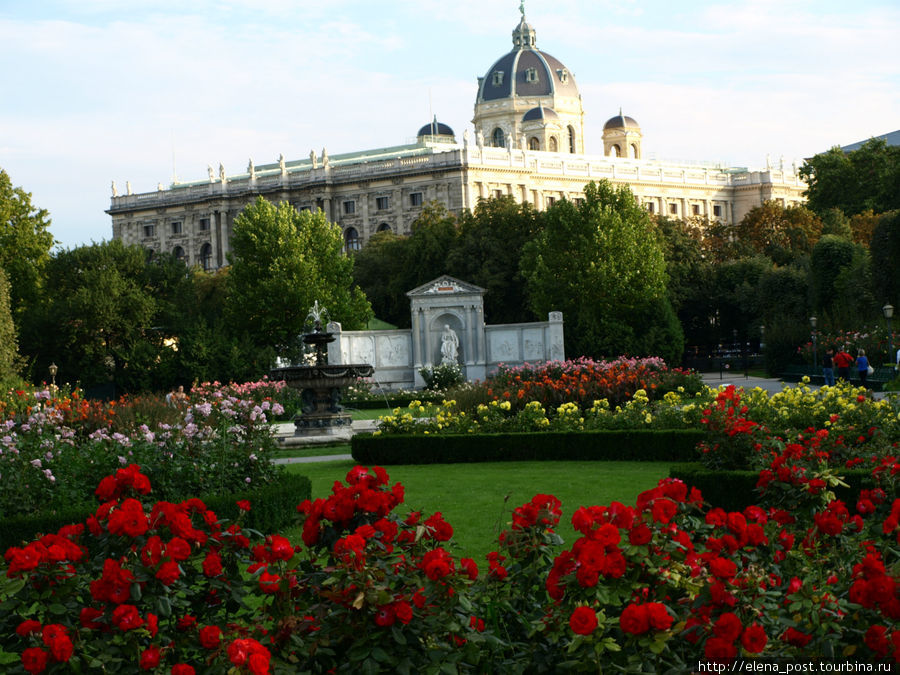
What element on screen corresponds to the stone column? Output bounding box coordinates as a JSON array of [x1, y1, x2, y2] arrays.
[[548, 311, 565, 361]]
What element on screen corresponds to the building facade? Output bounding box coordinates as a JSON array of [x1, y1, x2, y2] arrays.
[[108, 9, 806, 270]]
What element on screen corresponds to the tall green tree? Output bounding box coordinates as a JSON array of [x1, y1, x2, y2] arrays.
[[0, 268, 21, 385], [809, 235, 856, 314], [447, 196, 540, 324], [521, 180, 682, 362], [40, 240, 158, 391], [869, 210, 900, 310], [352, 202, 458, 328], [225, 198, 371, 364], [736, 202, 822, 265], [800, 138, 900, 217], [0, 169, 56, 321]]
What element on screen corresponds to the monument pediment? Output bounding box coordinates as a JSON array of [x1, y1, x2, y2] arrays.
[[406, 276, 486, 298]]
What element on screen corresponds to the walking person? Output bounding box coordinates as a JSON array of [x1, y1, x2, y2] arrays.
[[821, 348, 835, 386], [833, 346, 854, 382], [856, 349, 870, 387]]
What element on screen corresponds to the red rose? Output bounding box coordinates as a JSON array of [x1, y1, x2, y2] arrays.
[[21, 647, 49, 675], [172, 666, 196, 675], [619, 603, 649, 635], [709, 557, 737, 580], [713, 612, 742, 643], [470, 616, 486, 632], [460, 557, 479, 580], [374, 605, 396, 627], [628, 523, 652, 546], [80, 607, 105, 630], [704, 636, 737, 661], [166, 537, 192, 561], [155, 560, 181, 586], [236, 499, 251, 511], [202, 551, 223, 577], [741, 623, 768, 654], [645, 603, 673, 631], [16, 620, 42, 637], [112, 604, 143, 632], [420, 548, 454, 581], [199, 625, 222, 649], [864, 625, 889, 657], [258, 571, 281, 594], [569, 606, 598, 635], [394, 600, 413, 625], [650, 498, 678, 524], [783, 627, 812, 647], [139, 645, 161, 670]]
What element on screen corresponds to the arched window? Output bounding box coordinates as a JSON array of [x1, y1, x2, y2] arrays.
[[549, 136, 558, 152], [609, 144, 621, 157], [631, 143, 639, 159], [377, 223, 391, 233], [529, 137, 540, 151], [199, 243, 212, 271], [344, 227, 361, 252], [491, 127, 506, 148], [568, 126, 576, 153], [173, 246, 185, 262]]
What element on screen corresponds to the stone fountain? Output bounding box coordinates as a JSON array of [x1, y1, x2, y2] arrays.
[[270, 302, 374, 437]]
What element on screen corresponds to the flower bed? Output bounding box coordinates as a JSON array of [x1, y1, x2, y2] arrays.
[[0, 384, 285, 522], [1, 456, 898, 672]]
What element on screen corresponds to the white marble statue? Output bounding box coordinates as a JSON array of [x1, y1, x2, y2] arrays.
[[440, 325, 459, 365], [208, 165, 215, 182], [279, 153, 286, 174], [310, 150, 317, 168], [111, 180, 118, 197], [126, 181, 132, 195], [219, 163, 226, 183]]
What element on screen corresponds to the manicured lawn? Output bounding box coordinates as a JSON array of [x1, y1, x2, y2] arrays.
[[282, 460, 672, 561], [348, 407, 393, 421], [271, 444, 351, 459]]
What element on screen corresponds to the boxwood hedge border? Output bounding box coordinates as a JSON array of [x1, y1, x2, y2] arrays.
[[0, 472, 311, 550], [351, 430, 705, 465]]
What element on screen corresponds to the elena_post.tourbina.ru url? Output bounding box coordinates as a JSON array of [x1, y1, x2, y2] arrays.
[[693, 659, 896, 674]]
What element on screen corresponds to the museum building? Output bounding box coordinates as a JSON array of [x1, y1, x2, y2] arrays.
[[107, 9, 807, 271]]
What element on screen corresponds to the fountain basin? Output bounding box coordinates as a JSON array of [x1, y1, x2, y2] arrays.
[[271, 363, 374, 436]]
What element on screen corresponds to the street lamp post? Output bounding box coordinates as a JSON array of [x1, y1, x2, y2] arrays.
[[48, 363, 57, 389], [810, 316, 818, 378], [884, 304, 895, 368]]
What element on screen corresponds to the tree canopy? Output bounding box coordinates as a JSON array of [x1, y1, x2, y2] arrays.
[[0, 169, 56, 321], [521, 180, 682, 362], [225, 198, 371, 363], [800, 138, 900, 217]]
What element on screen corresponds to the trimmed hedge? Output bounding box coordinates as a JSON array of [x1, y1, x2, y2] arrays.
[[669, 462, 876, 512], [0, 472, 311, 549], [351, 430, 705, 465]]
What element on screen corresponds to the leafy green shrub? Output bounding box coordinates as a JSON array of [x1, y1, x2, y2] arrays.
[[419, 362, 464, 391], [351, 430, 704, 465]]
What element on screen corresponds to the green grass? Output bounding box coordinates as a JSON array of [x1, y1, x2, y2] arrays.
[[281, 460, 672, 561], [347, 407, 393, 421], [272, 444, 352, 459]]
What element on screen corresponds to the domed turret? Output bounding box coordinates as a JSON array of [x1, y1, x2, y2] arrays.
[[602, 108, 642, 158], [473, 4, 584, 153], [417, 117, 456, 144]]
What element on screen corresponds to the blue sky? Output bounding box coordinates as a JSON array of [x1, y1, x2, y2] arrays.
[[1, 0, 898, 249]]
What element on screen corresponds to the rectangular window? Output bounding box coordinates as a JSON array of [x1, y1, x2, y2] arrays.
[[299, 205, 311, 212], [646, 202, 655, 213], [494, 189, 504, 199], [376, 196, 390, 210], [197, 218, 210, 231], [692, 204, 700, 216], [143, 224, 155, 238], [546, 196, 556, 207], [171, 221, 183, 235], [669, 203, 678, 215], [343, 200, 356, 215], [713, 205, 722, 217], [409, 192, 423, 207]]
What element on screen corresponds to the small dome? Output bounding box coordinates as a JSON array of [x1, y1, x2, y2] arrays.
[[522, 106, 559, 122], [603, 112, 640, 130], [417, 118, 455, 138]]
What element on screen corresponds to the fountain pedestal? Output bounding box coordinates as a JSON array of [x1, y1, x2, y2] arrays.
[[271, 313, 373, 437], [270, 363, 374, 436]]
